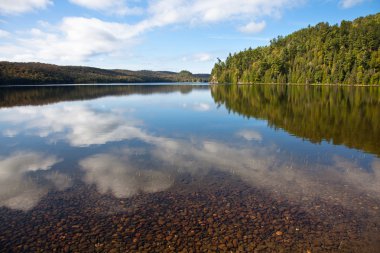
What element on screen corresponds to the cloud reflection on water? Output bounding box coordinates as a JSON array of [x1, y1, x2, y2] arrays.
[[80, 153, 173, 198], [1, 100, 379, 210], [0, 105, 147, 147], [78, 125, 380, 210], [236, 129, 263, 142], [332, 156, 380, 195], [0, 152, 69, 211]]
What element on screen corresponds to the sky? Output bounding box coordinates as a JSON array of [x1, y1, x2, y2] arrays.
[[0, 0, 378, 73]]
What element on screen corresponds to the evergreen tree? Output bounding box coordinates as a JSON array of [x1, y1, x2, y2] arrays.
[[211, 13, 380, 85]]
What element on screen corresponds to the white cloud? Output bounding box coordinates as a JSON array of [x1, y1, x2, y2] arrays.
[[69, 0, 143, 15], [238, 21, 266, 34], [2, 129, 18, 137], [70, 0, 120, 9], [182, 53, 213, 63], [194, 53, 212, 62], [54, 17, 141, 61], [0, 0, 51, 15], [0, 29, 10, 38], [145, 0, 302, 27], [339, 0, 365, 8], [0, 17, 143, 62], [237, 129, 263, 141], [209, 35, 270, 41], [0, 0, 302, 63], [0, 152, 62, 211]]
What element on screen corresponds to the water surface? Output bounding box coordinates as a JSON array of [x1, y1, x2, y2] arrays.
[[0, 84, 379, 252]]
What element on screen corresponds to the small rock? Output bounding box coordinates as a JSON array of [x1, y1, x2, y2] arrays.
[[275, 231, 283, 236]]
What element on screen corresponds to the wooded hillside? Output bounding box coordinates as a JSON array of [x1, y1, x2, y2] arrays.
[[211, 13, 380, 85], [0, 62, 210, 85]]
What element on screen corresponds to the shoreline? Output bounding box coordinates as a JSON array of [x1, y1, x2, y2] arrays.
[[210, 82, 380, 87]]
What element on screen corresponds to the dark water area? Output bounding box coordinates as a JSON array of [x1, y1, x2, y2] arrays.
[[0, 84, 379, 252]]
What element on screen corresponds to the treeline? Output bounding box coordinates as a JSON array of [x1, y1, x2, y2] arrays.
[[0, 62, 210, 85], [211, 13, 380, 85], [0, 85, 208, 108], [211, 84, 380, 156]]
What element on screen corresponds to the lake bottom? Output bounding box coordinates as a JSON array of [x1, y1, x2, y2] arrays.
[[1, 170, 379, 253]]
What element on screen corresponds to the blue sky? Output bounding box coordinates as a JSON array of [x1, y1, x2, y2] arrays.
[[0, 0, 378, 73]]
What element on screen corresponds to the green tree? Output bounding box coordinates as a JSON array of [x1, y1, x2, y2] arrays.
[[211, 13, 380, 85]]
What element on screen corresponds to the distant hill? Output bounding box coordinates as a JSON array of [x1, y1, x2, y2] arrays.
[[0, 62, 210, 85], [211, 13, 380, 85]]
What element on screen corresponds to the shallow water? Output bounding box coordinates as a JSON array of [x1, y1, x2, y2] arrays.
[[0, 84, 379, 252]]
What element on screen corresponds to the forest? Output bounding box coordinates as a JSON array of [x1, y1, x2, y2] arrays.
[[211, 13, 380, 85], [211, 84, 380, 156], [0, 62, 210, 85]]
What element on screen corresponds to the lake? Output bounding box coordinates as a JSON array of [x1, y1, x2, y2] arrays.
[[0, 84, 379, 252]]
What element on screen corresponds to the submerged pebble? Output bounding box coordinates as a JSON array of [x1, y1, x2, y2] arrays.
[[0, 173, 379, 252]]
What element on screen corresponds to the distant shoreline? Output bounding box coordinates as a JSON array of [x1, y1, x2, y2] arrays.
[[0, 61, 211, 86], [3, 82, 379, 88], [0, 82, 210, 88], [210, 82, 380, 87]]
